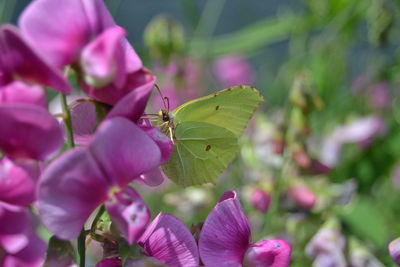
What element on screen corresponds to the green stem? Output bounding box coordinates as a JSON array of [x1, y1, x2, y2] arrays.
[[91, 205, 105, 232], [60, 94, 75, 148], [77, 228, 86, 267], [60, 93, 86, 266]]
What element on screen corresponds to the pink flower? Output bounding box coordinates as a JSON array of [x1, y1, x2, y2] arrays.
[[199, 191, 291, 267], [0, 26, 66, 161], [287, 184, 316, 210], [19, 0, 152, 106], [213, 54, 255, 87], [138, 213, 199, 267], [321, 116, 386, 167], [0, 205, 46, 267], [0, 157, 40, 207], [389, 237, 400, 265]]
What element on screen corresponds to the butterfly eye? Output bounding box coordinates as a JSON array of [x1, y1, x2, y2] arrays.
[[162, 113, 170, 122]]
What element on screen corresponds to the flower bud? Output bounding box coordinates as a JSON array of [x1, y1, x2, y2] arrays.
[[288, 184, 316, 210], [144, 15, 185, 65], [96, 257, 121, 267], [250, 189, 271, 213]]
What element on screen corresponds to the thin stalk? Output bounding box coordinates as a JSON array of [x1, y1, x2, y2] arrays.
[[60, 92, 86, 266], [60, 94, 75, 148]]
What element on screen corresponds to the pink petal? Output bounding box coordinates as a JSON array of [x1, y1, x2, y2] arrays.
[[82, 68, 155, 106], [81, 26, 126, 88], [19, 0, 91, 68], [199, 191, 251, 267], [0, 25, 71, 93], [139, 213, 199, 267], [82, 0, 142, 73], [0, 81, 46, 107], [89, 118, 162, 188], [105, 187, 150, 245], [0, 157, 40, 207], [0, 206, 46, 267], [243, 240, 291, 267], [138, 167, 167, 187], [96, 257, 122, 267], [141, 126, 173, 165], [38, 148, 110, 240], [0, 104, 64, 161], [389, 237, 400, 265]]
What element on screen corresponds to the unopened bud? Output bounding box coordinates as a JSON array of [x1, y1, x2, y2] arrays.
[[389, 237, 400, 265], [250, 189, 271, 213], [288, 184, 316, 210], [144, 15, 185, 65]]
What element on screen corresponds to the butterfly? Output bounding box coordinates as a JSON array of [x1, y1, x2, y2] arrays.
[[156, 85, 264, 187]]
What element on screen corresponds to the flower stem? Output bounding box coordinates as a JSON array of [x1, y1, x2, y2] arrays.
[[60, 93, 86, 266], [77, 228, 86, 267], [60, 93, 75, 148]]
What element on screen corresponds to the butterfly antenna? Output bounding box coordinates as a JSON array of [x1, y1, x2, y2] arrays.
[[164, 96, 170, 112], [154, 84, 168, 111]]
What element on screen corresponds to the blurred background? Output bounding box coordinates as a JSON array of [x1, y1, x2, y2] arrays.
[[4, 0, 400, 266]]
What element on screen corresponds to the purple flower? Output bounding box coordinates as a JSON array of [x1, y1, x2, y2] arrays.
[[199, 191, 291, 267], [19, 0, 152, 106], [0, 157, 40, 207], [38, 116, 171, 242], [138, 213, 199, 267], [320, 116, 386, 167], [0, 205, 46, 267], [213, 54, 255, 87], [389, 237, 400, 265], [0, 25, 66, 160]]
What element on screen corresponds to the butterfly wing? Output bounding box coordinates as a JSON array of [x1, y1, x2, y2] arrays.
[[172, 86, 264, 137], [162, 121, 238, 186]]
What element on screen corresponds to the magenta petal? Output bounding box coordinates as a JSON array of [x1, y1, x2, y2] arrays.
[[0, 81, 46, 107], [139, 213, 199, 267], [0, 25, 71, 93], [244, 240, 291, 267], [83, 0, 142, 73], [199, 190, 251, 267], [81, 26, 126, 88], [138, 167, 166, 187], [0, 157, 40, 207], [83, 68, 155, 106], [38, 148, 110, 240], [19, 0, 91, 68], [89, 118, 162, 188], [69, 101, 98, 146], [96, 257, 122, 267], [106, 187, 150, 244], [141, 126, 173, 165], [0, 104, 63, 160], [0, 206, 46, 267]]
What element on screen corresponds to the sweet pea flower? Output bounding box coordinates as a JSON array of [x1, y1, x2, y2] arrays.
[[320, 116, 386, 167], [0, 26, 66, 161], [138, 213, 199, 267], [199, 191, 291, 267], [0, 157, 40, 207], [0, 205, 46, 267], [19, 0, 152, 106], [38, 76, 172, 241], [250, 188, 271, 213]]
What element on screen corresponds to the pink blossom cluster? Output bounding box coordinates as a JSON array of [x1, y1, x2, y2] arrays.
[[0, 0, 291, 266]]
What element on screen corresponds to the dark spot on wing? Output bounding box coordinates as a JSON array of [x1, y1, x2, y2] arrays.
[[227, 88, 232, 91], [205, 145, 211, 151], [215, 105, 219, 111], [214, 93, 217, 97]]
